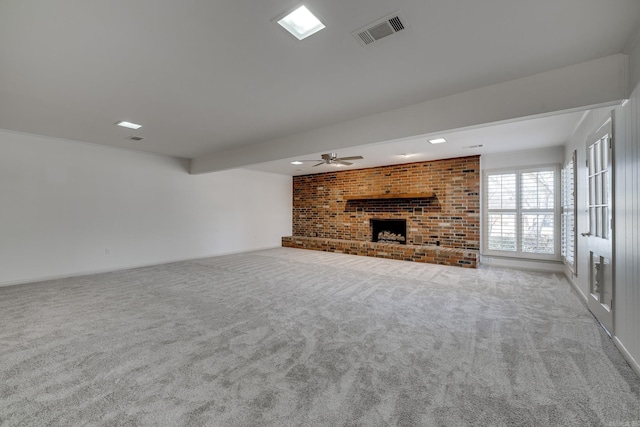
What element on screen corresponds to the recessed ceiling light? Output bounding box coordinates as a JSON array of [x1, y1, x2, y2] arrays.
[[116, 121, 142, 130], [276, 5, 325, 40], [400, 153, 415, 158], [428, 137, 446, 144], [291, 161, 304, 165]]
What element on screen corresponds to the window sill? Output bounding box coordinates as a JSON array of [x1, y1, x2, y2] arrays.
[[480, 255, 564, 272]]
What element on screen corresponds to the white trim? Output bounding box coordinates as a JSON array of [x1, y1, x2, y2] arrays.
[[481, 255, 565, 273], [561, 150, 577, 273], [483, 164, 561, 261], [0, 245, 281, 288], [613, 336, 640, 379]]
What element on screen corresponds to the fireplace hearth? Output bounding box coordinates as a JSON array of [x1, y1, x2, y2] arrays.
[[371, 219, 406, 244]]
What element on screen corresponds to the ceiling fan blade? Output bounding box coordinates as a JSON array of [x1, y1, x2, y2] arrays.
[[297, 159, 324, 162], [335, 161, 353, 166], [336, 156, 363, 161], [312, 162, 325, 167]]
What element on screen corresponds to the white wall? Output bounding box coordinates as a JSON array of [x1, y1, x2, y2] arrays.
[[611, 34, 640, 376], [0, 129, 292, 286], [480, 146, 565, 272], [563, 33, 640, 376]]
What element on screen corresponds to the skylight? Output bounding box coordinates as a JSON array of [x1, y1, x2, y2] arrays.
[[428, 137, 447, 144], [116, 121, 142, 130], [276, 5, 325, 40]]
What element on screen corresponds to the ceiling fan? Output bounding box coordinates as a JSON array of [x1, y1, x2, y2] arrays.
[[297, 152, 364, 167]]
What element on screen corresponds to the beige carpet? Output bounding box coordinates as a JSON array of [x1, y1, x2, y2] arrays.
[[1, 248, 639, 426]]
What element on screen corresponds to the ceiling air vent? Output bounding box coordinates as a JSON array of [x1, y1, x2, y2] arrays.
[[352, 12, 408, 46]]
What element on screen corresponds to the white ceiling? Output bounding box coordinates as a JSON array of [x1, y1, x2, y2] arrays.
[[1, 1, 638, 171]]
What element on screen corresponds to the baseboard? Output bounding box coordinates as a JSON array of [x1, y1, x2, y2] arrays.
[[480, 256, 565, 273], [0, 245, 281, 288], [564, 273, 639, 380], [564, 270, 589, 304], [613, 336, 640, 379]]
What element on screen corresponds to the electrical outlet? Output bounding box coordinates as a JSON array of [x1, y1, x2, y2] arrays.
[[105, 248, 111, 255]]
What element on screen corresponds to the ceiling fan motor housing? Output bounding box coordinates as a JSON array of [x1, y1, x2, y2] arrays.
[[307, 152, 364, 166], [321, 153, 338, 163]]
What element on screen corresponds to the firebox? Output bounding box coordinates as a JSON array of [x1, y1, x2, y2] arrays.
[[371, 219, 407, 244]]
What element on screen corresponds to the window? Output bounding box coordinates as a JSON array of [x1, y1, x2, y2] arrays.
[[484, 166, 559, 259], [561, 152, 576, 271]]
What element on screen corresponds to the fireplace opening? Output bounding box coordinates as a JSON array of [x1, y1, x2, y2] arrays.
[[371, 219, 407, 244]]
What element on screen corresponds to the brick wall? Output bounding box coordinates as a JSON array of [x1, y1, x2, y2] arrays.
[[292, 156, 480, 250]]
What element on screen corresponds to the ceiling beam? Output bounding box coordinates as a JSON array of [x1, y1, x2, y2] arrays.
[[191, 54, 627, 174]]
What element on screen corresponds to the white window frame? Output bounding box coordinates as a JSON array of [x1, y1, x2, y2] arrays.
[[483, 164, 561, 260], [561, 151, 577, 272]]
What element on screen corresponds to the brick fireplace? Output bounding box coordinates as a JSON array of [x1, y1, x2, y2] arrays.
[[282, 156, 480, 267]]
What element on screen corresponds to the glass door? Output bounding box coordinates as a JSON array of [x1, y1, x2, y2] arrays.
[[584, 119, 613, 334]]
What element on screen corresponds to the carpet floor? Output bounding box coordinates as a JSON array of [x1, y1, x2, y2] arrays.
[[1, 248, 639, 426]]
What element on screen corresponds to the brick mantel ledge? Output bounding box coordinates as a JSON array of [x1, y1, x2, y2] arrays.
[[282, 236, 478, 268]]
